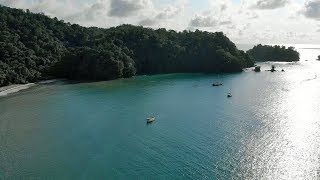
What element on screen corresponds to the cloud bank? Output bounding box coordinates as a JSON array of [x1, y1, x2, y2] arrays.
[[0, 0, 320, 44]]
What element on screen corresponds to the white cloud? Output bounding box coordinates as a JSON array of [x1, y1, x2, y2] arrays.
[[155, 6, 180, 19], [139, 18, 157, 26], [138, 5, 182, 26], [0, 0, 320, 43], [300, 0, 320, 20], [251, 0, 289, 9], [189, 15, 217, 27], [219, 20, 233, 25], [108, 0, 153, 17]]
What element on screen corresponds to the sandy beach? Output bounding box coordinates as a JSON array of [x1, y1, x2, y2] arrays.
[[0, 79, 60, 97], [0, 83, 36, 97]]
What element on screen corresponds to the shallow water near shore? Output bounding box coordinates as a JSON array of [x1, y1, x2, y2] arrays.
[[1, 45, 320, 179]]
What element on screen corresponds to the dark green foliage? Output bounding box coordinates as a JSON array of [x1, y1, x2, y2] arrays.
[[0, 5, 254, 87], [0, 5, 65, 86], [105, 27, 254, 74], [53, 46, 136, 80], [247, 44, 300, 62]]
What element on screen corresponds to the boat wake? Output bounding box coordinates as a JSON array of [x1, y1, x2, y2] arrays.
[[301, 74, 317, 83]]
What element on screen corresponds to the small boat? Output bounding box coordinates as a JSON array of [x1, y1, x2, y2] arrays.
[[212, 83, 223, 87], [146, 117, 156, 124], [227, 93, 232, 98]]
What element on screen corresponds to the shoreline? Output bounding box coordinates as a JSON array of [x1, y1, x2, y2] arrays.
[[0, 83, 35, 97], [0, 79, 60, 97]]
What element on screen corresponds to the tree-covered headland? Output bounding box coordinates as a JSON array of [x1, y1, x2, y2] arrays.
[[247, 44, 300, 62], [0, 5, 256, 86]]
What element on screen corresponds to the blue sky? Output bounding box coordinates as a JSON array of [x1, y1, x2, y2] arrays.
[[0, 0, 320, 44]]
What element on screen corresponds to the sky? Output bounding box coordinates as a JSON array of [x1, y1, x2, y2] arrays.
[[0, 0, 320, 44]]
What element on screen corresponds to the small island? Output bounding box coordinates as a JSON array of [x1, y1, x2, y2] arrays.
[[254, 66, 261, 72], [247, 44, 300, 62]]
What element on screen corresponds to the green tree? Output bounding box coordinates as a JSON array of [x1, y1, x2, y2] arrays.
[[0, 5, 255, 86], [247, 44, 300, 62]]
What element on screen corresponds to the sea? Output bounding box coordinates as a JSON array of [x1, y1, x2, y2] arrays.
[[1, 44, 320, 179]]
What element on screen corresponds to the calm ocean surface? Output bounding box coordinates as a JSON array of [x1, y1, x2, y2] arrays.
[[1, 44, 320, 179]]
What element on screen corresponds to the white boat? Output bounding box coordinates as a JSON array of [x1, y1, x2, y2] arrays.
[[146, 117, 156, 123]]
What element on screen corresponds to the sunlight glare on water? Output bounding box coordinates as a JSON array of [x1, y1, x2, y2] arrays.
[[238, 44, 320, 179], [1, 44, 320, 179]]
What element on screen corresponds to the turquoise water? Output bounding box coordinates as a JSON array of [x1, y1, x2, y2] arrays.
[[1, 45, 320, 179]]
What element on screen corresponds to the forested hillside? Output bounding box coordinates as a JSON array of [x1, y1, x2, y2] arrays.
[[247, 44, 300, 62], [0, 5, 254, 86]]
